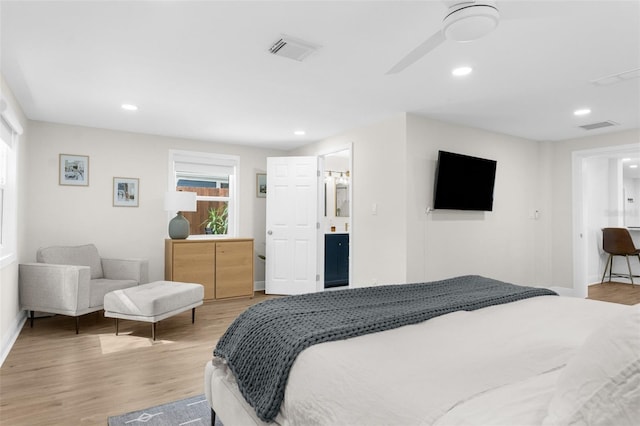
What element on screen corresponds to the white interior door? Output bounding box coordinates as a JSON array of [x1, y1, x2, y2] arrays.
[[266, 156, 321, 295]]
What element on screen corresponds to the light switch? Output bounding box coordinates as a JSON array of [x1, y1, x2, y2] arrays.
[[372, 203, 378, 215]]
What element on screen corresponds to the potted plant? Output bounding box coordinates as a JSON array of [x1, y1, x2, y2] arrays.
[[201, 205, 229, 235]]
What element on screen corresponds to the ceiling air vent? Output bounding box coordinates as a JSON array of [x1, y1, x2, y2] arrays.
[[268, 35, 319, 62], [579, 121, 619, 131]]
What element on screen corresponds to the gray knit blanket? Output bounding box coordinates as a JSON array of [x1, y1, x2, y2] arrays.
[[213, 275, 557, 422]]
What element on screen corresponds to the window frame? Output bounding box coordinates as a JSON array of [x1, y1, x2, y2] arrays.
[[0, 107, 21, 269], [168, 149, 240, 238]]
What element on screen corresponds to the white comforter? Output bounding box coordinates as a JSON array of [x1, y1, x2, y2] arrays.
[[205, 295, 639, 426]]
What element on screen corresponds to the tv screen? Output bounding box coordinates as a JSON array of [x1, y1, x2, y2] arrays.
[[433, 150, 497, 211]]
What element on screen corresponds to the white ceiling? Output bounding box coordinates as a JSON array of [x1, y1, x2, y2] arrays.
[[1, 0, 639, 151]]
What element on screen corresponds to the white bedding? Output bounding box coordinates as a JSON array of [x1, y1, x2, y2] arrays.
[[205, 295, 638, 426]]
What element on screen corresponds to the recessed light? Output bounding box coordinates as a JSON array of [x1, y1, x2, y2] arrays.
[[452, 66, 472, 76], [573, 108, 591, 116], [121, 104, 138, 111], [294, 130, 306, 136], [630, 165, 638, 169]]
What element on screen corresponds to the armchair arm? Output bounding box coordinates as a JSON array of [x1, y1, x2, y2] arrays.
[[101, 258, 149, 284], [18, 263, 91, 315]]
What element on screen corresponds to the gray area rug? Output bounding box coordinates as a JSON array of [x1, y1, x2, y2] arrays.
[[108, 394, 223, 426]]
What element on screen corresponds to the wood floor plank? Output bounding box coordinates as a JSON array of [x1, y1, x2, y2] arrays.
[[0, 284, 636, 425], [0, 293, 274, 425], [587, 281, 640, 305]]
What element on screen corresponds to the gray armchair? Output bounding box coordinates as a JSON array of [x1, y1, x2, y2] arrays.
[[19, 244, 149, 333]]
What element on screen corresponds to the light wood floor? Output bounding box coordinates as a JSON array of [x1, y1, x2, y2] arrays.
[[1, 283, 638, 426], [0, 293, 273, 425], [587, 281, 640, 305]]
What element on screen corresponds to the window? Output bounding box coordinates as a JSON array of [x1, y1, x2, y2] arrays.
[[169, 150, 239, 237], [0, 105, 21, 268], [0, 141, 7, 244]]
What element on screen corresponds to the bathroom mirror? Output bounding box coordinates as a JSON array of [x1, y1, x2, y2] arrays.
[[335, 182, 349, 217]]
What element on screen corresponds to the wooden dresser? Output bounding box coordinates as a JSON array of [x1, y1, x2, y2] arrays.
[[164, 238, 254, 300]]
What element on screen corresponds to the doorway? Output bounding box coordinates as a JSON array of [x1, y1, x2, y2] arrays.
[[322, 146, 353, 290], [572, 144, 640, 297], [264, 146, 353, 295]]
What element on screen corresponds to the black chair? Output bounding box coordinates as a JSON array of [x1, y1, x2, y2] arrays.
[[601, 227, 640, 285]]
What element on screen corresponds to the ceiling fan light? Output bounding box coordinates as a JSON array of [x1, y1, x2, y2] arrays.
[[574, 108, 591, 116], [443, 5, 500, 42]]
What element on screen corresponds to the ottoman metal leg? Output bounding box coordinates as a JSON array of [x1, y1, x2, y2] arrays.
[[152, 322, 156, 341], [192, 307, 196, 324], [115, 318, 119, 335]]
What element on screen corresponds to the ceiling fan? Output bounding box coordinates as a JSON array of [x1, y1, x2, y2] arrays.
[[387, 0, 500, 74]]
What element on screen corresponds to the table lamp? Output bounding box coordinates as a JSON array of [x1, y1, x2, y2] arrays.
[[164, 191, 197, 239]]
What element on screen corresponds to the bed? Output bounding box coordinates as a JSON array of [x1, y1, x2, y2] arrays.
[[204, 275, 640, 426]]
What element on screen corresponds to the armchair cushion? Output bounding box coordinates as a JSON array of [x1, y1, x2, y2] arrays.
[[37, 244, 104, 279], [90, 278, 139, 308]]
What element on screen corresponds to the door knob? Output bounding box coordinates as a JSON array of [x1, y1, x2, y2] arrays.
[[267, 230, 273, 235]]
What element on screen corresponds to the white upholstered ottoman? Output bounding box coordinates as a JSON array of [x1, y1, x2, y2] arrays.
[[104, 281, 204, 340]]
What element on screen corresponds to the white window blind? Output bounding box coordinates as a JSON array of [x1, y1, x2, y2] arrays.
[[169, 150, 240, 237]]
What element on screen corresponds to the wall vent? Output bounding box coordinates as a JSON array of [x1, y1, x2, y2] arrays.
[[268, 35, 319, 62], [579, 121, 619, 131]]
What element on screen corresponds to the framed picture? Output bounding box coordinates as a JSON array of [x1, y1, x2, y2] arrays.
[[113, 177, 139, 207], [256, 173, 267, 198], [59, 154, 89, 186]]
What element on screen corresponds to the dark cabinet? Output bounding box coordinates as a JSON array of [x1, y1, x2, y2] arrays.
[[325, 233, 349, 288]]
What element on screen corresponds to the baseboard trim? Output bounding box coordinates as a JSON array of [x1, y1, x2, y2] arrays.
[[0, 309, 26, 368], [254, 280, 265, 292]]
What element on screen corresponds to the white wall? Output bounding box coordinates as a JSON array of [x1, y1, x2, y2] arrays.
[[406, 115, 548, 286], [608, 158, 625, 226], [24, 121, 285, 284], [624, 176, 640, 227], [534, 141, 554, 287], [294, 113, 553, 288], [583, 157, 612, 283], [0, 74, 29, 366], [293, 114, 408, 287]]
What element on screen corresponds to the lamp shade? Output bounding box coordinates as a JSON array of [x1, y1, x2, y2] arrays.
[[164, 191, 197, 212]]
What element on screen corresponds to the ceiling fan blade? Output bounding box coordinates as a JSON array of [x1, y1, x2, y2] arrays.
[[386, 30, 446, 75]]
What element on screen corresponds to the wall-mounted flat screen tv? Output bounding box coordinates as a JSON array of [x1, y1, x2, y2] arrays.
[[433, 150, 497, 211]]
